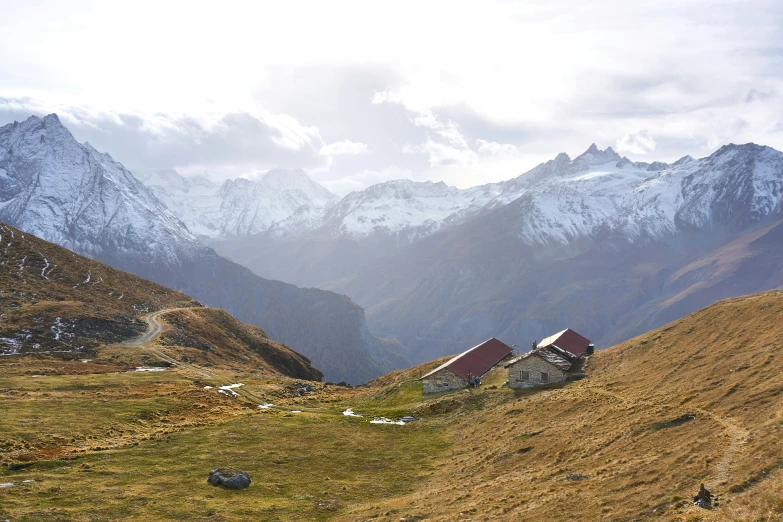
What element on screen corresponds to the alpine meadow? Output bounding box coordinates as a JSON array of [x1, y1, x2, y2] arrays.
[[1, 1, 782, 521]]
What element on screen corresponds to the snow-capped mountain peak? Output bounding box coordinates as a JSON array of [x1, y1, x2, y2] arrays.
[[0, 114, 198, 260], [139, 166, 338, 239], [573, 143, 622, 166]]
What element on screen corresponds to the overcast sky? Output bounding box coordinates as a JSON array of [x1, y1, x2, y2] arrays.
[[1, 0, 781, 195]]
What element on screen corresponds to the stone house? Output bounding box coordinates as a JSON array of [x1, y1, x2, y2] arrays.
[[505, 328, 593, 388], [420, 338, 513, 394], [504, 347, 573, 389]]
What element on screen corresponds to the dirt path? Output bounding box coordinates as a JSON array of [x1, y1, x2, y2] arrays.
[[117, 309, 365, 417], [693, 406, 750, 485], [118, 307, 273, 405], [127, 308, 191, 346]]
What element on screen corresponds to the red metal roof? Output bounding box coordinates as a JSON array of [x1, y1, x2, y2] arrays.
[[421, 338, 513, 380], [537, 328, 591, 357]]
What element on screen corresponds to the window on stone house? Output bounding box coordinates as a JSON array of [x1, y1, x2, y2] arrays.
[[518, 371, 529, 381], [442, 382, 449, 387], [540, 372, 549, 383]]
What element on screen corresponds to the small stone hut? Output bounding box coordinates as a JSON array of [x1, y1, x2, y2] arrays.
[[505, 348, 573, 388], [420, 338, 513, 394], [505, 328, 593, 389]]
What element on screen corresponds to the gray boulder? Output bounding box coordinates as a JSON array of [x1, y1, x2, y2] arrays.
[[208, 468, 251, 490]]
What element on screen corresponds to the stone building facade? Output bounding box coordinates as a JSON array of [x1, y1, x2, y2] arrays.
[[421, 368, 469, 394], [419, 337, 514, 394], [505, 350, 569, 389]]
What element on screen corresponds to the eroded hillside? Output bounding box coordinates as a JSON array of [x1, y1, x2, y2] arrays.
[[0, 222, 322, 381]]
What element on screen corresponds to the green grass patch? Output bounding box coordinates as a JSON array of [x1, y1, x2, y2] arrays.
[[0, 410, 448, 521]]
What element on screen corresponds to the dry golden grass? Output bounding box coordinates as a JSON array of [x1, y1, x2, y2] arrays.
[[155, 307, 322, 381], [338, 291, 783, 521], [2, 280, 782, 520]]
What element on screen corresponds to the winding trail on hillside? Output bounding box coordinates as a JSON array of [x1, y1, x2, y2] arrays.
[[693, 406, 750, 485], [118, 307, 272, 406], [583, 385, 749, 489]]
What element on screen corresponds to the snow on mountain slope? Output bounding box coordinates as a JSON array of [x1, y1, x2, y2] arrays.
[[0, 115, 200, 262], [496, 143, 783, 245], [264, 141, 779, 246], [321, 179, 503, 242], [139, 167, 338, 239]]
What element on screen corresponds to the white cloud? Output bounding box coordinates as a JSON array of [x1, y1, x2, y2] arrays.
[[476, 139, 519, 157], [0, 97, 329, 175], [411, 110, 468, 149], [319, 139, 369, 156], [405, 138, 478, 168], [616, 130, 657, 155], [2, 0, 783, 191]]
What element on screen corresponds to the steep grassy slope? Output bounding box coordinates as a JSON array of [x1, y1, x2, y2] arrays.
[[339, 291, 783, 521], [1, 290, 781, 521], [0, 222, 322, 381], [156, 307, 322, 381], [0, 222, 198, 356]]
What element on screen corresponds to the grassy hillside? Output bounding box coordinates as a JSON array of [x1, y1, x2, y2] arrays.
[[340, 291, 783, 521], [156, 307, 322, 381], [0, 221, 322, 381], [1, 288, 782, 520], [0, 222, 199, 357]]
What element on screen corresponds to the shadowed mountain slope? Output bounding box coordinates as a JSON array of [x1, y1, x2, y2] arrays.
[[0, 222, 321, 380]]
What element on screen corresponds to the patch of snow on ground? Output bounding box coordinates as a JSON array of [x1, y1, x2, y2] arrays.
[[51, 317, 64, 340], [0, 483, 15, 488], [218, 383, 243, 396], [290, 410, 302, 413], [203, 385, 213, 389], [258, 403, 274, 409], [133, 367, 167, 372], [342, 408, 362, 417], [370, 417, 406, 425], [0, 337, 21, 355], [39, 252, 49, 278]]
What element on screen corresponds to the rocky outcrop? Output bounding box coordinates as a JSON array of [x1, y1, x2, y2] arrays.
[[208, 469, 251, 490]]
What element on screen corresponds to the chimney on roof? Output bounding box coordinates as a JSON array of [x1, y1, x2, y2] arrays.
[[587, 343, 595, 355], [532, 340, 537, 351]]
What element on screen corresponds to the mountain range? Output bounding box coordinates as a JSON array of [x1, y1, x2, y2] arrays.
[[0, 114, 407, 383], [137, 167, 338, 240], [5, 112, 782, 376], [207, 142, 783, 364]]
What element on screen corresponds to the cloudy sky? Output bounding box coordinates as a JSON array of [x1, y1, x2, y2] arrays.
[[1, 0, 781, 195]]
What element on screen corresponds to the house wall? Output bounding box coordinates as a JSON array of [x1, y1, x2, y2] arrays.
[[507, 356, 566, 389], [422, 368, 469, 394]]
